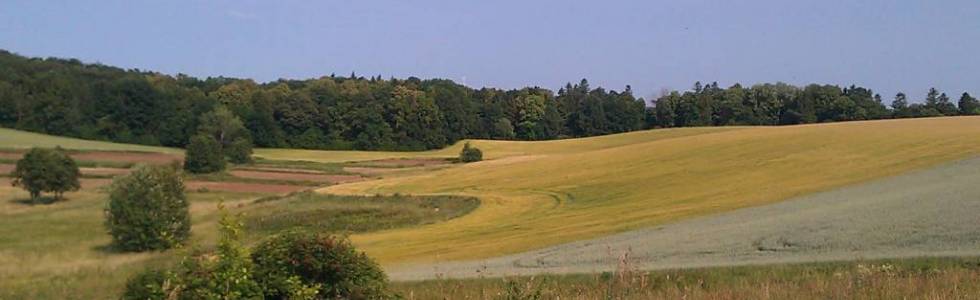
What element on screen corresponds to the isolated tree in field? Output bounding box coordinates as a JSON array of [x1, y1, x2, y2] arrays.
[[198, 105, 253, 163], [105, 164, 190, 251], [11, 147, 80, 202], [459, 142, 483, 163], [183, 134, 226, 173], [958, 92, 979, 115]]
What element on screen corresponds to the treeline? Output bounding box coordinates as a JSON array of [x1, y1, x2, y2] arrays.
[[0, 50, 977, 151], [650, 82, 979, 128], [0, 50, 643, 151]]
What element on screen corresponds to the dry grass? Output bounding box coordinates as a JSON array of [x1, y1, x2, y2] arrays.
[[317, 117, 980, 264], [393, 257, 980, 299]]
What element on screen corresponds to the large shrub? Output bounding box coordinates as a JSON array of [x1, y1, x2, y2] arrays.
[[183, 134, 226, 173], [459, 142, 483, 163], [252, 231, 392, 299], [123, 206, 315, 300], [10, 147, 80, 201], [121, 268, 168, 300], [105, 164, 190, 251]]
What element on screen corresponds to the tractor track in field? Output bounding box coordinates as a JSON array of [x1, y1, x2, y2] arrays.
[[387, 157, 980, 281]]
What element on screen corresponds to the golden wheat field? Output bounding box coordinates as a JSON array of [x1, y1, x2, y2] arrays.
[[308, 117, 980, 264]]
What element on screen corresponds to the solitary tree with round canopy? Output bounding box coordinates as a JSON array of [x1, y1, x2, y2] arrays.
[[11, 147, 80, 202]]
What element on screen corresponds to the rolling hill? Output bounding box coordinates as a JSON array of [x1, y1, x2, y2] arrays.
[[314, 117, 980, 264]]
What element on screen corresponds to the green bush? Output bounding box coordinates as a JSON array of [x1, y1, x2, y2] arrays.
[[252, 231, 393, 299], [174, 210, 264, 299], [183, 134, 225, 173], [105, 164, 190, 252], [121, 268, 168, 300], [122, 206, 315, 300], [459, 142, 483, 163], [11, 147, 80, 201], [226, 137, 253, 164]]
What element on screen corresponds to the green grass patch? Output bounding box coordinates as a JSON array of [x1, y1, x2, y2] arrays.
[[0, 127, 180, 153], [183, 171, 323, 187], [242, 192, 479, 236], [248, 158, 348, 174]]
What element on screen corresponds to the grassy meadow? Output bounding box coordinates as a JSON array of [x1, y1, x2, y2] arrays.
[[392, 257, 980, 299], [0, 127, 180, 154]]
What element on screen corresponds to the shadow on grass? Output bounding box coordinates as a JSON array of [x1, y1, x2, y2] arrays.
[[9, 196, 65, 205], [91, 243, 127, 254]]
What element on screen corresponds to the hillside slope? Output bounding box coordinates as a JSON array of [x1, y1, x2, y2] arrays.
[[321, 117, 980, 264], [0, 127, 180, 153], [388, 157, 980, 280]]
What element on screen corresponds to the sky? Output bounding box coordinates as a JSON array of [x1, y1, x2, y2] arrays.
[[1, 0, 978, 102]]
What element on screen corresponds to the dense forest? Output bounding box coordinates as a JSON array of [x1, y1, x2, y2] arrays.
[[0, 50, 977, 151]]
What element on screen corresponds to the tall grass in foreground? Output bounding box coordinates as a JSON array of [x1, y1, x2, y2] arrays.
[[392, 257, 980, 299]]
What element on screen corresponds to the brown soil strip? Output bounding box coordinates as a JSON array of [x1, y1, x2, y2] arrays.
[[237, 167, 328, 174], [1, 164, 130, 177], [184, 181, 309, 194], [0, 151, 181, 164], [69, 152, 182, 164], [228, 170, 366, 184]]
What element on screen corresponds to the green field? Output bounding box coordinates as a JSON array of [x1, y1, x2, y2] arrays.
[[0, 127, 181, 154]]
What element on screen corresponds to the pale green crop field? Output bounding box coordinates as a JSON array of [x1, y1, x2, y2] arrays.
[[0, 127, 180, 154]]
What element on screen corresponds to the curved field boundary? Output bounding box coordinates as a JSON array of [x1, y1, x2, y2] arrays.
[[319, 117, 980, 265], [386, 157, 980, 280]]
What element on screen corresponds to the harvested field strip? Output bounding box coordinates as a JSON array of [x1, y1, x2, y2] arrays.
[[184, 181, 309, 194], [78, 167, 131, 177], [0, 164, 131, 178], [234, 166, 333, 174], [228, 170, 364, 184]]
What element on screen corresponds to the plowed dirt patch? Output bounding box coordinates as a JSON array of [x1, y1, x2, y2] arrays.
[[1, 165, 130, 177], [184, 181, 309, 194], [70, 152, 181, 164], [0, 151, 180, 164]]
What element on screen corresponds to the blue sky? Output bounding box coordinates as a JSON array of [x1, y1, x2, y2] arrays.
[[1, 0, 977, 102]]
